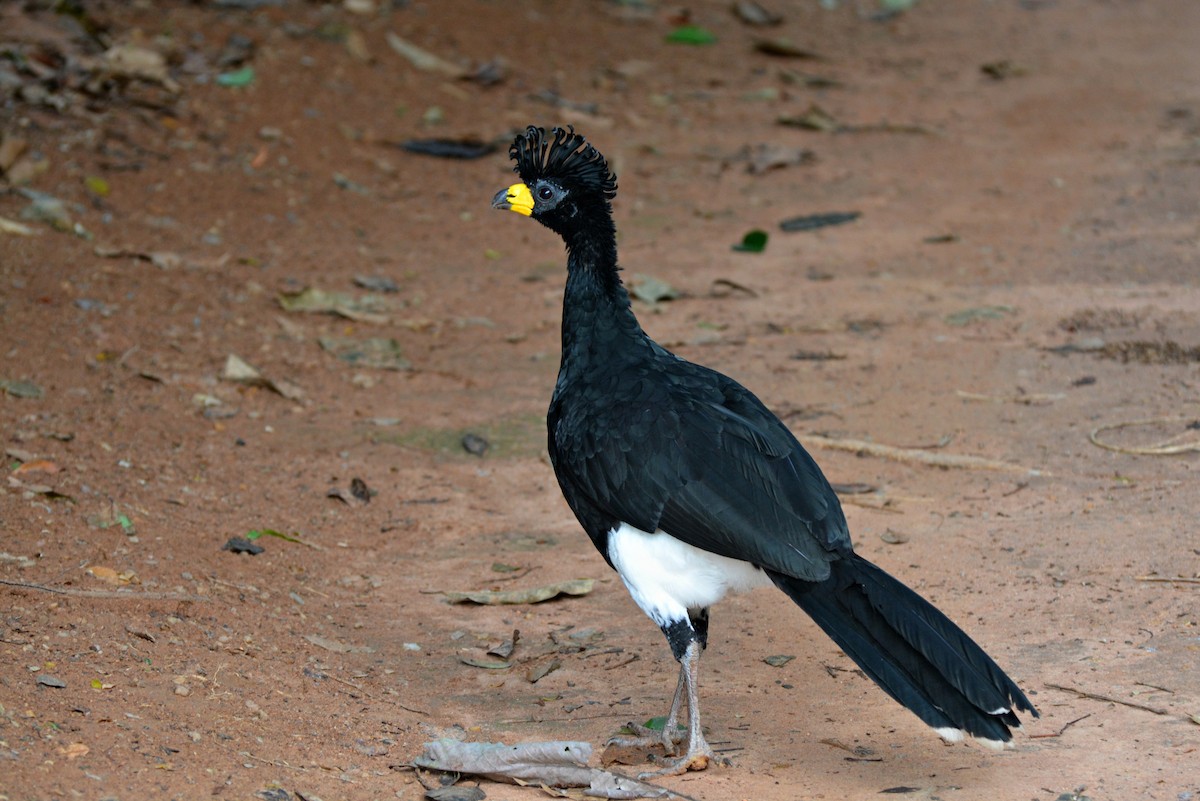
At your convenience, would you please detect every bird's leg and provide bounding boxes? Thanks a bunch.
[608,607,709,753]
[639,639,724,777]
[607,661,687,753]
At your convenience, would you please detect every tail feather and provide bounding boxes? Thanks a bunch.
[769,554,1036,744]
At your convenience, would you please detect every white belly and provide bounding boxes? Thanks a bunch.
[607,522,772,627]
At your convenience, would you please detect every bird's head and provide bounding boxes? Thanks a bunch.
[492,126,617,238]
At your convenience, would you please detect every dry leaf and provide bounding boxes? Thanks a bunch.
[59,742,90,760]
[87,566,139,585]
[385,32,467,77]
[443,579,594,605]
[414,739,671,799]
[303,633,376,654]
[12,459,62,476]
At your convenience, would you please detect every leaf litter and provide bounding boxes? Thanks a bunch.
[443,578,594,605]
[413,738,683,799]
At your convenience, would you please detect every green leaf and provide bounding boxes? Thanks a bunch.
[248,528,302,543]
[84,176,110,197]
[638,716,685,732]
[115,514,134,533]
[216,66,256,88]
[733,229,769,253]
[665,25,717,45]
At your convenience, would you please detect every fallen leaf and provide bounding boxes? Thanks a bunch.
[59,742,89,760]
[216,66,256,87]
[319,336,411,370]
[414,738,671,799]
[443,579,595,605]
[0,215,38,236]
[779,211,862,232]
[304,634,376,654]
[631,275,679,305]
[747,144,815,174]
[461,433,489,457]
[665,25,717,45]
[400,138,498,159]
[943,305,1014,326]
[221,536,264,555]
[87,565,138,585]
[526,659,561,683]
[754,38,820,59]
[733,229,769,252]
[426,787,485,801]
[0,378,44,398]
[459,656,512,670]
[777,104,842,132]
[733,1,783,26]
[488,630,520,659]
[101,43,180,92]
[385,32,467,77]
[11,459,62,476]
[221,354,306,400]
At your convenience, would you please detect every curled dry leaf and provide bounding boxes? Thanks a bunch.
[443,578,594,605]
[414,739,672,799]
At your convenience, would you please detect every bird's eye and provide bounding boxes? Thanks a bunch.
[537,186,555,201]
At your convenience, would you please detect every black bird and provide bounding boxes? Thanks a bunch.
[492,126,1036,776]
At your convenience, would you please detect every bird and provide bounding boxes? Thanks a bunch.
[491,125,1037,777]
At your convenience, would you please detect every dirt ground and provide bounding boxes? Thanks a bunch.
[2,1,1198,799]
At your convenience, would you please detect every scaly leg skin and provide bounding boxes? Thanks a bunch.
[639,641,729,778]
[607,661,687,754]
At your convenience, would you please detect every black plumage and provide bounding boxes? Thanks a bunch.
[492,125,1036,776]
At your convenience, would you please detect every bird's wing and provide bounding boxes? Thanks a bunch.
[551,363,849,582]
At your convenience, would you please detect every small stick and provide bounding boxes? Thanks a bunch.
[1089,417,1200,456]
[0,579,208,602]
[1029,713,1092,739]
[1045,683,1168,715]
[956,390,1065,406]
[1135,575,1200,585]
[804,434,1044,475]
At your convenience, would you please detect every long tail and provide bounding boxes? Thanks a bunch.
[769,554,1037,746]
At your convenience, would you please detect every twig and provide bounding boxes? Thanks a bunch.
[237,750,307,771]
[319,671,429,716]
[1135,575,1200,585]
[602,654,640,670]
[1045,683,1168,715]
[1029,713,1091,739]
[1134,681,1175,694]
[1089,417,1200,456]
[956,389,1064,406]
[804,434,1045,475]
[0,579,208,602]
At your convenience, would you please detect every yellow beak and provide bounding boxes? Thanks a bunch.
[491,182,534,217]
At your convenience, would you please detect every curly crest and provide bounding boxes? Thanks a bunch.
[509,126,617,201]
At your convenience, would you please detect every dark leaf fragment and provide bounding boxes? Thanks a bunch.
[350,477,372,503]
[780,211,861,232]
[425,787,485,801]
[222,536,264,555]
[462,433,489,457]
[400,139,498,160]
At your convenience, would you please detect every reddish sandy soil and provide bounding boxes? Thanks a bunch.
[2,1,1199,800]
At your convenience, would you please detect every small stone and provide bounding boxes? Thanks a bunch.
[175,684,192,697]
[37,674,67,688]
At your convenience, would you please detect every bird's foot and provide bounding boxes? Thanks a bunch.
[637,742,730,778]
[606,720,683,756]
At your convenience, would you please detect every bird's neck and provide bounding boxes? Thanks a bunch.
[558,229,646,377]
